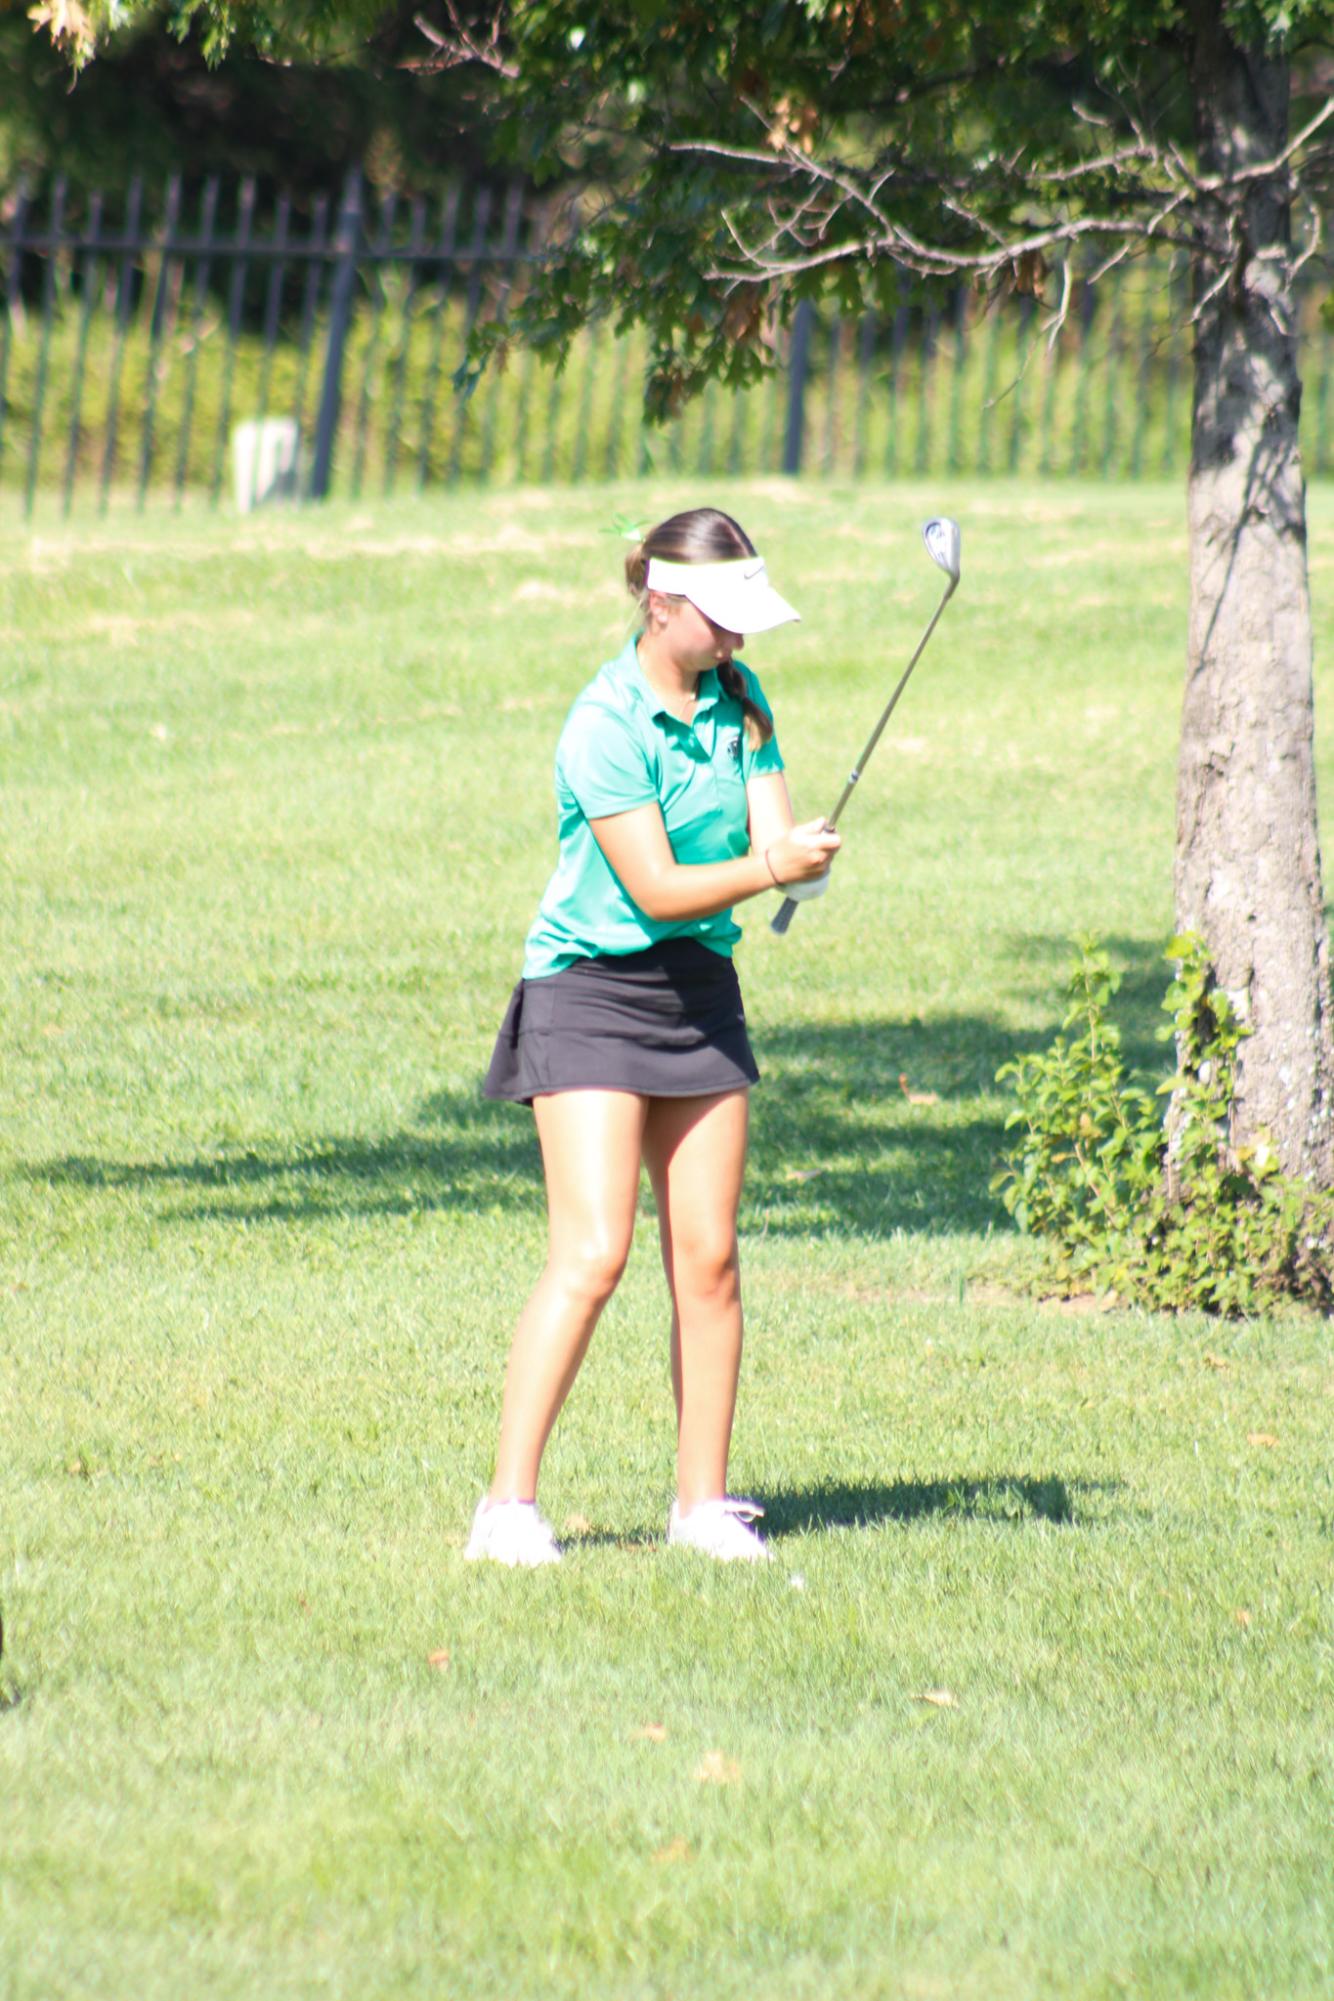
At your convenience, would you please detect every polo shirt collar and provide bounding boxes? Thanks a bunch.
[622,633,721,720]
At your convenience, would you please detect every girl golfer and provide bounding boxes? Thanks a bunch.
[469,507,837,1566]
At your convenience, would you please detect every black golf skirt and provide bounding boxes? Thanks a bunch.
[483,939,759,1106]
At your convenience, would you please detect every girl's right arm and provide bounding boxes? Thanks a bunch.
[589,804,839,924]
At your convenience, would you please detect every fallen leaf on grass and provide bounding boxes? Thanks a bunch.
[899,1074,941,1106]
[1234,1609,1252,1628]
[1247,1432,1279,1448]
[653,1837,693,1865]
[783,1166,824,1184]
[694,1750,741,1785]
[631,1722,667,1742]
[563,1513,593,1535]
[912,1689,957,1708]
[1202,1351,1231,1372]
[427,1648,451,1670]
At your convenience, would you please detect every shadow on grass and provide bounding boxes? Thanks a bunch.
[37,1095,545,1223]
[480,1476,1113,1555]
[763,1474,1105,1536]
[547,1475,1117,1551]
[25,932,1173,1242]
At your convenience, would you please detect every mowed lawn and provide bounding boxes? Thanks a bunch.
[2,479,1332,1999]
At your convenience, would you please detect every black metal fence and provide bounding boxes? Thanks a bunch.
[1,168,1331,516]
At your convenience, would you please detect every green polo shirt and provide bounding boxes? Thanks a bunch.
[522,633,786,978]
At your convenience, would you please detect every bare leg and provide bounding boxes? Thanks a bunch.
[489,1090,647,1502]
[642,1090,750,1512]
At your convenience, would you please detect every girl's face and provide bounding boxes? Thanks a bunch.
[651,592,743,668]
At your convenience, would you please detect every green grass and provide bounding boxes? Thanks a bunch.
[3,480,1332,1998]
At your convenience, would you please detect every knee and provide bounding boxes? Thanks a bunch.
[672,1229,739,1302]
[552,1233,631,1307]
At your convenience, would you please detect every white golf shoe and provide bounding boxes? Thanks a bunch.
[464,1496,561,1567]
[667,1496,772,1563]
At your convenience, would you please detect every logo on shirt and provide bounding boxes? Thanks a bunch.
[726,731,743,766]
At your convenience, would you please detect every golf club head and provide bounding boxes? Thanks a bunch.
[923,516,961,584]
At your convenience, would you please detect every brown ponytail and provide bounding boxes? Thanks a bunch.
[715,657,769,745]
[626,508,776,748]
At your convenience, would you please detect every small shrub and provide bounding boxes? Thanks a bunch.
[993,934,1334,1314]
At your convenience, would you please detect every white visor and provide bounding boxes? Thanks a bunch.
[645,555,800,635]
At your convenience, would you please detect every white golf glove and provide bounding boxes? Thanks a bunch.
[783,871,832,902]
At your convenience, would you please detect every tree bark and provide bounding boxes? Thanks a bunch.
[1177,0,1334,1181]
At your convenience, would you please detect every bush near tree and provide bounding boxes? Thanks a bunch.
[995,937,1334,1315]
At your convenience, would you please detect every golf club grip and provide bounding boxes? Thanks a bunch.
[771,896,799,936]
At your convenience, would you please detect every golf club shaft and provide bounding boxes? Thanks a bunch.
[771,572,958,936]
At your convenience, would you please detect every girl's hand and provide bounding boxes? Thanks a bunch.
[765,819,841,886]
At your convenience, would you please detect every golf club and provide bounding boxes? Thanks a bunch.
[771,516,962,936]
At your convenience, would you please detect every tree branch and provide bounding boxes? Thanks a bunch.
[703,210,1194,290]
[670,130,1208,291]
[411,4,518,76]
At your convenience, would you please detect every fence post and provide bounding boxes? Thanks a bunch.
[310,169,363,501]
[23,176,65,518]
[783,298,815,475]
[0,179,31,492]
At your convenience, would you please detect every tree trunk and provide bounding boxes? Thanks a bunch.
[1177,0,1334,1181]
